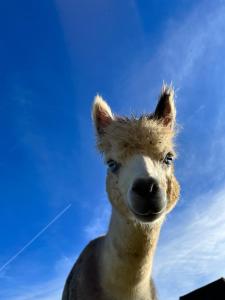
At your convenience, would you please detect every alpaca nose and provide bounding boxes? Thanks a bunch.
[129,177,166,219]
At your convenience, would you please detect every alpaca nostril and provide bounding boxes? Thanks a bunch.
[149,183,154,193]
[149,182,158,194]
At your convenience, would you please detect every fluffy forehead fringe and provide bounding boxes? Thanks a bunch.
[97,115,178,160]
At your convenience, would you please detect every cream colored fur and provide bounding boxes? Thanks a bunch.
[62,85,180,300]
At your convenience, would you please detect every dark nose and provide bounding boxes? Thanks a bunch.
[130,177,166,216]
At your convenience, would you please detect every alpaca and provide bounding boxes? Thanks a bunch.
[62,84,180,300]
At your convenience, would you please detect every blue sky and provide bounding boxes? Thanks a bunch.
[1,0,225,299]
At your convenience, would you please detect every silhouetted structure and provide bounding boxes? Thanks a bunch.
[180,278,225,300]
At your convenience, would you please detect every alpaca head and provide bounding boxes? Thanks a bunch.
[92,85,180,224]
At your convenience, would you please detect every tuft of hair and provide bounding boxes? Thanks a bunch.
[92,94,114,134]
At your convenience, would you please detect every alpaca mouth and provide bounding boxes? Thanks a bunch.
[128,202,165,222]
[131,206,165,216]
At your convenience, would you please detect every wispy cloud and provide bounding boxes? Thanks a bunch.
[84,201,111,241]
[0,255,74,300]
[160,1,225,86]
[117,0,225,105]
[0,205,73,300]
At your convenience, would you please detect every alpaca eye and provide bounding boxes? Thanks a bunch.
[163,153,174,166]
[107,160,120,173]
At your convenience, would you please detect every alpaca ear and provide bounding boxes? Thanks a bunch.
[92,95,114,134]
[154,84,176,129]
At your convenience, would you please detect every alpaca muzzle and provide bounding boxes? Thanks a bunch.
[128,177,166,222]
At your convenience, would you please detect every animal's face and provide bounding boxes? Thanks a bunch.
[92,85,180,224]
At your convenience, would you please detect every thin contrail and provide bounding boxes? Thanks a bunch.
[0,203,72,273]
